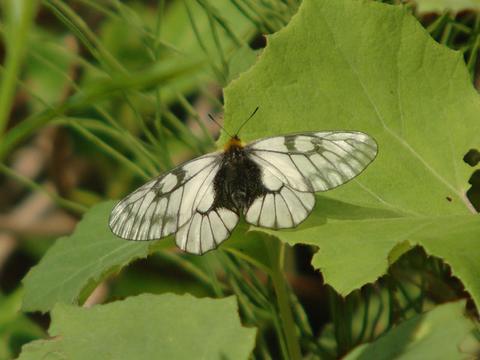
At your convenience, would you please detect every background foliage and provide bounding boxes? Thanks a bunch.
[0,0,479,359]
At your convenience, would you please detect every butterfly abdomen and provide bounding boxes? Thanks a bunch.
[212,146,266,212]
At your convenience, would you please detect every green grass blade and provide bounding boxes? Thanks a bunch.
[0,0,39,137]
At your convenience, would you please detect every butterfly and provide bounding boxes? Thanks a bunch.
[109,109,378,255]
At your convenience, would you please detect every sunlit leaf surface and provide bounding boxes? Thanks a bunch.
[224,0,480,305]
[18,294,256,360]
[22,202,170,313]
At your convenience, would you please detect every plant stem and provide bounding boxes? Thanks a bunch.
[267,239,302,360]
[329,288,353,356]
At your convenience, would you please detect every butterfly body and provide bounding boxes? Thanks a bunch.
[213,136,266,213]
[110,131,378,255]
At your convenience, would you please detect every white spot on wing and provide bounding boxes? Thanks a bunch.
[327,172,343,186]
[291,154,319,189]
[175,221,189,250]
[323,151,342,169]
[200,216,214,253]
[262,170,283,191]
[178,162,218,226]
[338,162,355,178]
[280,187,311,225]
[122,216,134,239]
[209,211,227,245]
[245,197,262,225]
[275,195,293,228]
[182,156,217,177]
[161,173,177,193]
[251,137,288,151]
[131,191,156,239]
[252,152,310,191]
[217,208,238,231]
[294,138,315,151]
[185,213,202,254]
[296,190,315,211]
[197,185,215,212]
[259,194,275,228]
[193,164,219,212]
[310,154,332,173]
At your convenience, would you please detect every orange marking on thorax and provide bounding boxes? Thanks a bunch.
[224,135,245,151]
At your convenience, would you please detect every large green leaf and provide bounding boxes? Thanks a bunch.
[18,294,256,360]
[344,301,477,359]
[223,0,480,304]
[21,201,172,313]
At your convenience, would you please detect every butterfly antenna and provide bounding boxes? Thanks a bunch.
[235,106,259,136]
[208,113,233,137]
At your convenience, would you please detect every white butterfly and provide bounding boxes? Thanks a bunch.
[109,114,377,255]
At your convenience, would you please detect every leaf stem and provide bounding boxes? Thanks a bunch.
[267,239,302,360]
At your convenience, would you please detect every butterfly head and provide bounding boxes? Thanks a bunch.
[224,107,259,152]
[208,107,259,153]
[224,135,244,152]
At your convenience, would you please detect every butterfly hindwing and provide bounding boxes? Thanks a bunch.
[244,186,315,229]
[176,208,238,254]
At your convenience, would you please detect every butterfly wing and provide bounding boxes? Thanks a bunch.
[175,207,238,254]
[244,185,315,229]
[244,131,377,229]
[109,153,236,249]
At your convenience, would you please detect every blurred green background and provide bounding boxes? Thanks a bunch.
[1,1,480,359]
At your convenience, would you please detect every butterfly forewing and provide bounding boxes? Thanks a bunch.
[247,131,377,193]
[109,153,221,241]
